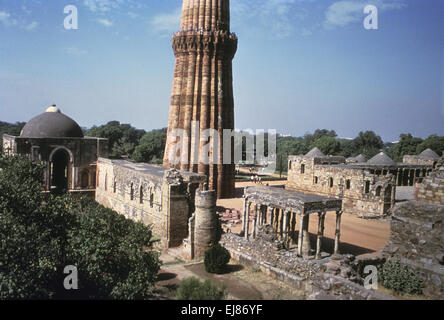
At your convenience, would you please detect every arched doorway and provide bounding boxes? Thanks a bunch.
[80,170,89,189]
[51,148,70,193]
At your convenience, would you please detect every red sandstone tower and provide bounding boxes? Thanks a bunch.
[163,0,237,199]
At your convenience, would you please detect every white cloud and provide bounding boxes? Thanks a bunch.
[24,21,38,31]
[301,27,313,37]
[82,0,148,14]
[324,0,406,29]
[231,0,307,38]
[150,7,181,36]
[97,18,113,27]
[65,47,88,56]
[0,11,18,27]
[127,11,139,19]
[83,0,122,13]
[0,10,36,30]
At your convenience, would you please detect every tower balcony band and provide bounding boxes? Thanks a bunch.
[172,31,238,59]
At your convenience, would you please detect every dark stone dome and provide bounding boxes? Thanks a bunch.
[20,106,84,138]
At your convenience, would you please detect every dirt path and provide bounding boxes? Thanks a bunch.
[156,251,266,300]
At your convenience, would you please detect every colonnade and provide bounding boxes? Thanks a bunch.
[241,198,343,259]
[371,168,432,186]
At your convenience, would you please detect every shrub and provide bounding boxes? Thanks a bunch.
[176,277,226,300]
[204,244,231,274]
[379,259,424,295]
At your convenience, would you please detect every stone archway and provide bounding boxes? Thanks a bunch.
[51,148,70,192]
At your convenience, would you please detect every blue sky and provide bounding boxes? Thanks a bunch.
[0,0,443,142]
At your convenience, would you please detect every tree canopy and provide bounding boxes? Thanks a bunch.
[132,128,167,165]
[0,155,161,299]
[85,121,146,159]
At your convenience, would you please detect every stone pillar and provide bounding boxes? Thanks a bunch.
[274,208,279,235]
[241,197,247,235]
[334,210,343,255]
[279,209,284,241]
[316,211,326,259]
[282,210,289,244]
[290,212,296,245]
[252,204,260,239]
[258,205,263,226]
[269,207,275,227]
[297,212,304,257]
[244,201,251,240]
[301,214,311,257]
[193,189,219,258]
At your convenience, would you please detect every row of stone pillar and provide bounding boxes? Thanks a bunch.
[389,168,431,186]
[241,198,342,259]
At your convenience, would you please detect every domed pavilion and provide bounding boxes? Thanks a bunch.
[3,105,108,194]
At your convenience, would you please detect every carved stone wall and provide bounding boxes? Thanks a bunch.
[286,156,395,218]
[95,158,205,248]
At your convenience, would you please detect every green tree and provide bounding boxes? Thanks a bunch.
[132,128,167,164]
[338,139,355,158]
[66,198,160,299]
[349,131,384,158]
[416,134,444,156]
[386,134,423,162]
[0,156,67,299]
[0,155,161,299]
[311,136,341,155]
[0,121,26,136]
[275,136,308,174]
[303,129,337,146]
[86,121,146,158]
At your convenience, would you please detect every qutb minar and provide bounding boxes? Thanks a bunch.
[163,0,237,199]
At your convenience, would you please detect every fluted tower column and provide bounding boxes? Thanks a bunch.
[163,0,237,199]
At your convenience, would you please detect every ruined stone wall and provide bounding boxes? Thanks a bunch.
[382,201,444,298]
[286,156,395,218]
[95,158,203,248]
[417,171,444,205]
[221,233,394,300]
